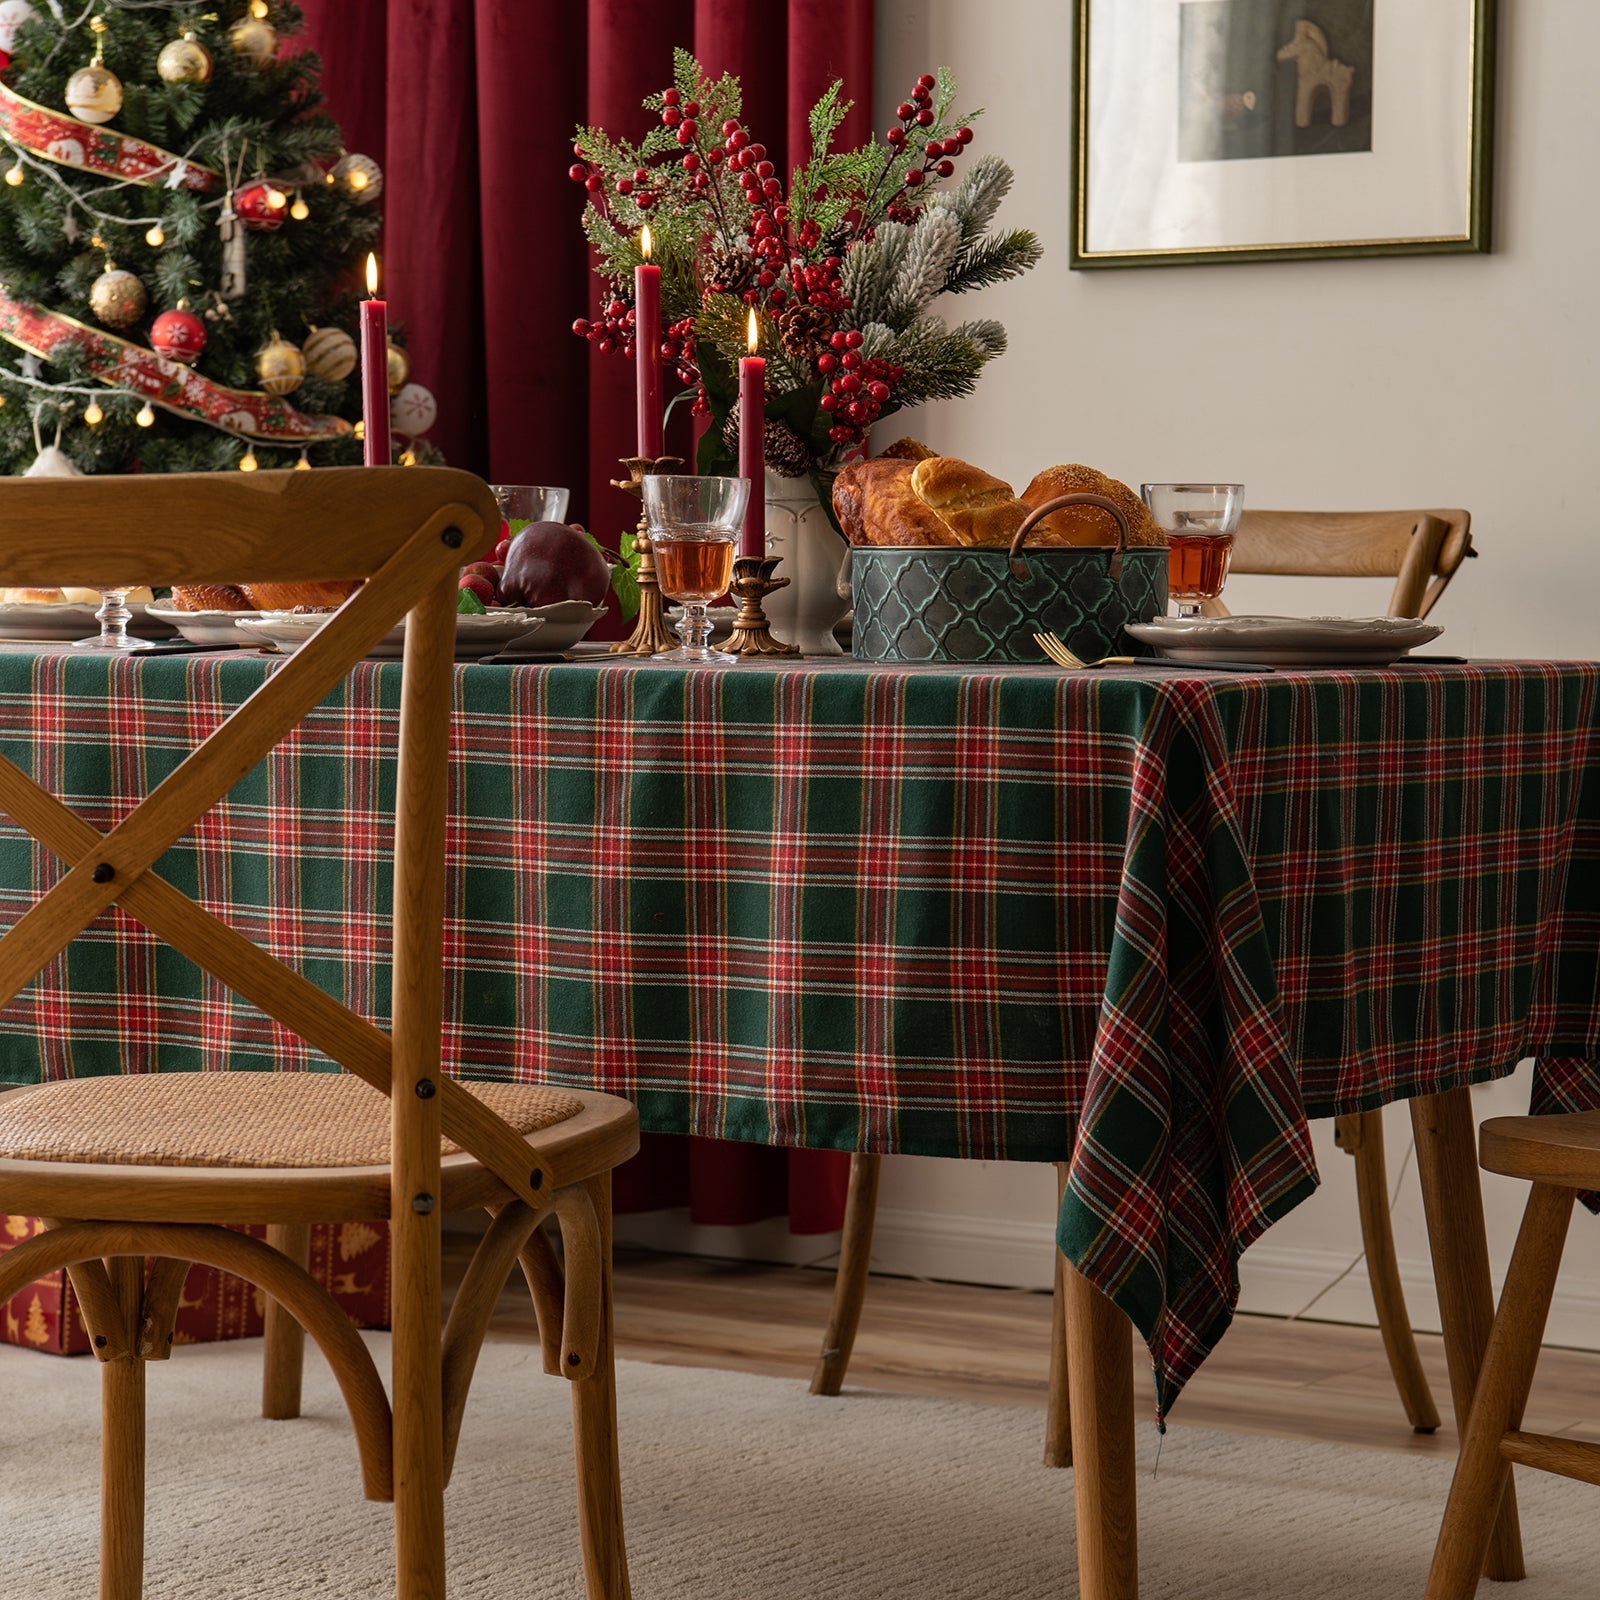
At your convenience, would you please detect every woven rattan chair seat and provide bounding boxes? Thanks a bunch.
[0,1072,584,1170]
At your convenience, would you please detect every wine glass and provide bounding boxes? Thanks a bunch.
[640,475,749,664]
[1141,483,1244,620]
[73,587,151,652]
[489,485,571,526]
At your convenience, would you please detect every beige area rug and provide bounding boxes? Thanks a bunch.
[0,1334,1590,1598]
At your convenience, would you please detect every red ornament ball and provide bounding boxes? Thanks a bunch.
[234,181,288,232]
[150,308,207,366]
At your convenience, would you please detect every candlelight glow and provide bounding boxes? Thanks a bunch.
[746,306,759,353]
[365,253,379,296]
[640,225,652,261]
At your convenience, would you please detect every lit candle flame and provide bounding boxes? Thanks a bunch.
[640,225,652,261]
[365,252,379,296]
[747,306,759,353]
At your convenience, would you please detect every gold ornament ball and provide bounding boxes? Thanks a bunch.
[65,63,123,126]
[228,17,277,68]
[88,267,147,328]
[332,152,383,205]
[386,341,410,394]
[256,336,306,397]
[302,325,357,382]
[156,35,213,85]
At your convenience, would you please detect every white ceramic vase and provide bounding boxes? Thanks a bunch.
[761,469,849,656]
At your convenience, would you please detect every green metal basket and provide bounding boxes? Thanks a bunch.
[850,492,1167,664]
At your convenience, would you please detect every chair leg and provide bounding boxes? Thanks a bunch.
[1335,1111,1440,1432]
[100,1255,146,1600]
[1425,1181,1575,1600]
[391,1205,445,1600]
[262,1222,310,1420]
[810,1152,882,1397]
[1411,1090,1524,1581]
[569,1173,632,1600]
[1044,1161,1072,1468]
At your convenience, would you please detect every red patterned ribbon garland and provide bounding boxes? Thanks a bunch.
[0,80,221,193]
[0,290,351,443]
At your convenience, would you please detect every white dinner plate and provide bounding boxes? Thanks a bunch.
[497,601,608,654]
[0,600,180,643]
[234,608,546,660]
[1126,614,1444,668]
[144,605,252,648]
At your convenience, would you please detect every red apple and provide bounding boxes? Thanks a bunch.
[499,521,611,608]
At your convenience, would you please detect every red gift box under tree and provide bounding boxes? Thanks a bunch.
[0,1216,390,1355]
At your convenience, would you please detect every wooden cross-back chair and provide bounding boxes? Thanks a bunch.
[0,467,637,1600]
[811,504,1476,1467]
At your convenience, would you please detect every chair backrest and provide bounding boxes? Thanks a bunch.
[0,467,549,1212]
[1215,508,1475,618]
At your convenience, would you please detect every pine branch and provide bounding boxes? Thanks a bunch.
[942,229,1043,295]
[840,225,910,326]
[884,207,963,327]
[941,154,1013,243]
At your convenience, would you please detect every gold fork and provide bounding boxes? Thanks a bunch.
[1032,632,1136,670]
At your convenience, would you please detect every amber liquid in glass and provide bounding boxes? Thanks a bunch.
[1166,532,1234,602]
[654,536,736,604]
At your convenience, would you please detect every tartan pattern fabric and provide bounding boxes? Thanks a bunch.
[0,649,1595,1416]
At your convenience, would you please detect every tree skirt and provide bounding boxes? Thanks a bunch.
[0,1335,1589,1598]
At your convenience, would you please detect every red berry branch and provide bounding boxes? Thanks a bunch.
[566,54,1031,474]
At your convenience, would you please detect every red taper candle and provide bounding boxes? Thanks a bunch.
[360,252,390,467]
[635,226,663,459]
[738,306,765,559]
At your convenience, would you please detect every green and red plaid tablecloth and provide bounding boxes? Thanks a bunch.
[0,649,1596,1417]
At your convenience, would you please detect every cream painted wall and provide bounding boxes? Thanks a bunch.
[619,2,1600,1347]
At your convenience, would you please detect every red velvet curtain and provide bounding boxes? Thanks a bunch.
[298,0,871,1233]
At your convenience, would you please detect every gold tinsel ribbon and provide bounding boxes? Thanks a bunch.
[0,289,351,442]
[0,80,222,193]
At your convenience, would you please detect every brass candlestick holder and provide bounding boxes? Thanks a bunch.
[608,454,682,657]
[726,555,799,656]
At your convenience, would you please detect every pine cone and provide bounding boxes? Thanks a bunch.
[722,415,814,479]
[821,224,853,259]
[705,245,758,296]
[778,304,835,362]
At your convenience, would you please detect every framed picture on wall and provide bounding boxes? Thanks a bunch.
[1071,0,1496,268]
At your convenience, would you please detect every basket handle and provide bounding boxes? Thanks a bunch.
[1009,492,1133,582]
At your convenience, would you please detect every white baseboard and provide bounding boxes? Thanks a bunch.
[611,1205,1600,1354]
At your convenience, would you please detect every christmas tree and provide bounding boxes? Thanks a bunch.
[0,1,409,477]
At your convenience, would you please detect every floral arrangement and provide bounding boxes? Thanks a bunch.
[569,50,1040,508]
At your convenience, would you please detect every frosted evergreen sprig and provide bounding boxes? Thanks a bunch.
[884,207,963,328]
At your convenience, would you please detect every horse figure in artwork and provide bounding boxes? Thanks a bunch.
[1276,20,1356,129]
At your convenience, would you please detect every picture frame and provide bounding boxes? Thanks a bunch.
[1071,0,1497,269]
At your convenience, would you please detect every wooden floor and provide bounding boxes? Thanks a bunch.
[446,1239,1600,1456]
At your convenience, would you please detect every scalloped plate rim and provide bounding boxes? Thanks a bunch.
[1128,614,1443,666]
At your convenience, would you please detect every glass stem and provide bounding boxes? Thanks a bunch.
[677,602,711,654]
[98,588,132,647]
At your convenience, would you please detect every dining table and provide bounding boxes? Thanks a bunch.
[0,642,1596,1600]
